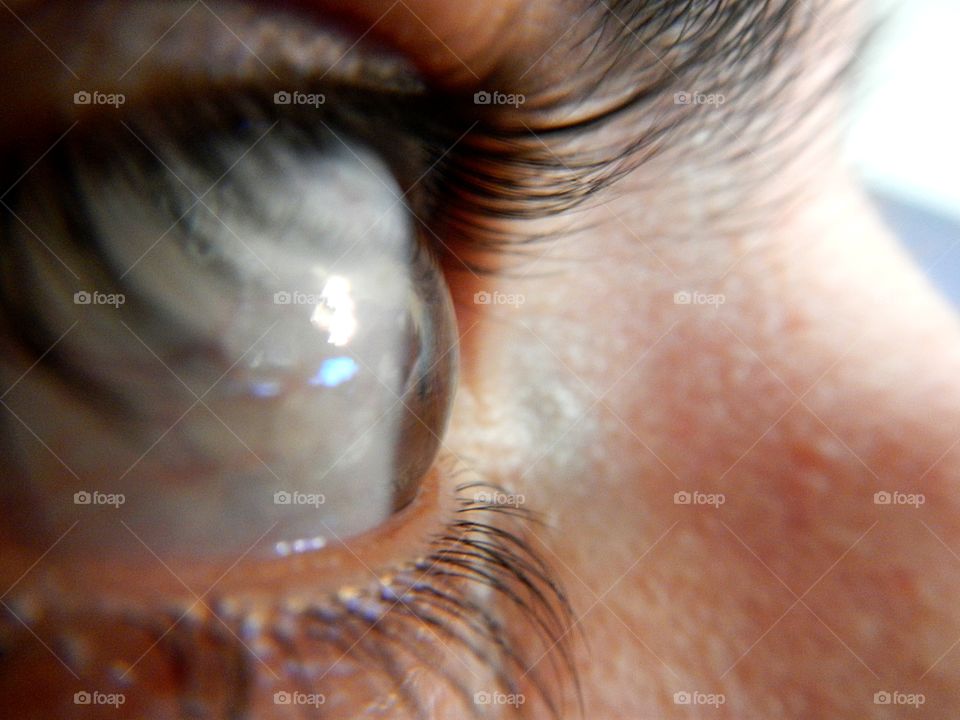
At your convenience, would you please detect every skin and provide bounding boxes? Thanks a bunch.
[2,0,960,717]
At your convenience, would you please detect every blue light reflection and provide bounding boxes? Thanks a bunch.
[309,356,359,388]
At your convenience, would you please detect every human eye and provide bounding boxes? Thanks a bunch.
[0,2,578,717]
[4,87,463,554]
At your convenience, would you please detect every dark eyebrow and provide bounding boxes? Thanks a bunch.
[433,0,862,250]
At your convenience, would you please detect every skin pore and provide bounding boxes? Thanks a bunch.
[2,0,960,717]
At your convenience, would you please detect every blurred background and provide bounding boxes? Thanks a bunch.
[849,0,960,303]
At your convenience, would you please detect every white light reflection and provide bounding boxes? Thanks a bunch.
[310,275,357,347]
[274,536,327,557]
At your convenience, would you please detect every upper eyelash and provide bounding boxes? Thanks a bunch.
[1,0,862,274]
[0,481,581,719]
[428,0,867,259]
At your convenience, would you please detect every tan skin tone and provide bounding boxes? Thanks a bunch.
[2,0,960,717]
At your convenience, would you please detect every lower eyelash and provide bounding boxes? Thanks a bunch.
[265,480,580,718]
[0,481,580,719]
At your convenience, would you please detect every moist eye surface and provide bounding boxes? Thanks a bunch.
[0,93,458,558]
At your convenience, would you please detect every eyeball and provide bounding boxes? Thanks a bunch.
[0,101,457,557]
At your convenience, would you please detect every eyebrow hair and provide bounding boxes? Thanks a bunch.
[431,0,864,250]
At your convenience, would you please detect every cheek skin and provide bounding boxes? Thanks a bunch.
[450,167,960,717]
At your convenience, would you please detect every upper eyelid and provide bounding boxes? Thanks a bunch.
[2,0,615,134]
[0,1,424,142]
[4,0,827,249]
[0,0,603,243]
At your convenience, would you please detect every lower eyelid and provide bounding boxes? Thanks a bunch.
[0,464,579,718]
